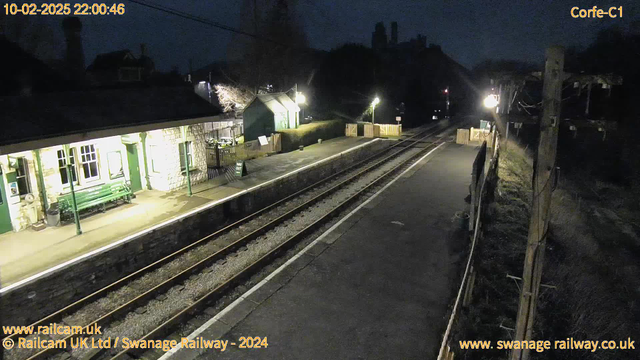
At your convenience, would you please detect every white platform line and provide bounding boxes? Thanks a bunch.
[158,141,447,359]
[0,139,380,294]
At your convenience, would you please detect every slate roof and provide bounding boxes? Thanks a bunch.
[0,86,221,148]
[246,93,299,114]
[0,35,71,96]
[87,50,141,71]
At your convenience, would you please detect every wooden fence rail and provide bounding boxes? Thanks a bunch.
[437,132,501,360]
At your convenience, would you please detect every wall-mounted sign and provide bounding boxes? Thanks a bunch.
[258,135,269,146]
[8,182,19,197]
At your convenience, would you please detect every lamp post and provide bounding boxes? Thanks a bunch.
[444,86,450,119]
[371,97,380,124]
[64,144,82,235]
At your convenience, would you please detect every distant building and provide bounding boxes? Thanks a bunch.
[390,22,398,46]
[370,21,474,119]
[86,45,155,86]
[371,22,388,50]
[243,93,300,141]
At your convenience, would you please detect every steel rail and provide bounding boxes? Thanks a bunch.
[110,125,457,360]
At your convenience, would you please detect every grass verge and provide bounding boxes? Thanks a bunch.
[451,140,639,359]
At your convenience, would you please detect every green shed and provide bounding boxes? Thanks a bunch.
[243,93,300,141]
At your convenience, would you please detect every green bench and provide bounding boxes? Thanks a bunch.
[58,179,133,220]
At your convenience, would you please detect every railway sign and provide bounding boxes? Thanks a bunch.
[395,116,402,122]
[235,160,248,177]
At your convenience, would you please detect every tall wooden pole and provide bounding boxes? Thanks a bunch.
[511,46,564,360]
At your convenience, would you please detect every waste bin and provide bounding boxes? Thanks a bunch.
[46,204,60,227]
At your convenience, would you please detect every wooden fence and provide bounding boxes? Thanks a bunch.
[378,124,402,136]
[206,134,281,172]
[345,123,358,137]
[456,127,496,148]
[437,133,501,360]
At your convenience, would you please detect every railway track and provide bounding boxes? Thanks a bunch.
[4,120,460,360]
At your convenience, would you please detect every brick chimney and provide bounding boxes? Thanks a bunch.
[390,22,398,46]
[62,17,85,86]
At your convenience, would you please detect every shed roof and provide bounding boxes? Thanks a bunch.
[247,93,299,114]
[0,86,221,152]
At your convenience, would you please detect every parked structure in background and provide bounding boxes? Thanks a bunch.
[243,93,300,141]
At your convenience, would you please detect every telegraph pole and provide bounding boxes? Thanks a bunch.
[511,46,564,360]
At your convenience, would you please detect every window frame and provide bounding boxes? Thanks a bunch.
[179,141,193,172]
[80,144,100,182]
[149,145,161,173]
[57,148,78,186]
[15,157,31,196]
[107,150,124,180]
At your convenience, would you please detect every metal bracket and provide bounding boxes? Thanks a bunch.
[507,274,557,289]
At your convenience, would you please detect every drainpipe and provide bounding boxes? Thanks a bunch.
[184,141,192,196]
[34,149,48,213]
[181,125,192,196]
[140,132,152,190]
[64,144,82,235]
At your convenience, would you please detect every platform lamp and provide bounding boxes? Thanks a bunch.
[64,144,82,235]
[371,97,380,124]
[295,91,306,127]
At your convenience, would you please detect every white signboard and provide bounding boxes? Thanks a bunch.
[395,116,401,122]
[258,135,269,146]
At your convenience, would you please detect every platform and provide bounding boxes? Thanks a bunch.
[0,136,383,288]
[171,143,478,360]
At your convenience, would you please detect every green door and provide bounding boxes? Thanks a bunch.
[126,144,143,193]
[0,172,13,234]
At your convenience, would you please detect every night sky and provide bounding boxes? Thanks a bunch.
[15,0,640,73]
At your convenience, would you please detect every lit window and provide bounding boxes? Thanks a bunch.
[80,144,100,180]
[107,151,124,180]
[179,142,193,172]
[15,157,31,195]
[57,149,78,185]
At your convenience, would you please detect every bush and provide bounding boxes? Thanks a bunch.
[278,119,346,152]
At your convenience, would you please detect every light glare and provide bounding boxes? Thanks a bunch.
[483,94,499,109]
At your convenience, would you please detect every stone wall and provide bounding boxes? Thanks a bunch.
[146,124,207,191]
[0,139,391,326]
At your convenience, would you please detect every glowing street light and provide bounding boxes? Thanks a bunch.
[483,94,499,109]
[371,97,380,124]
[295,92,306,104]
